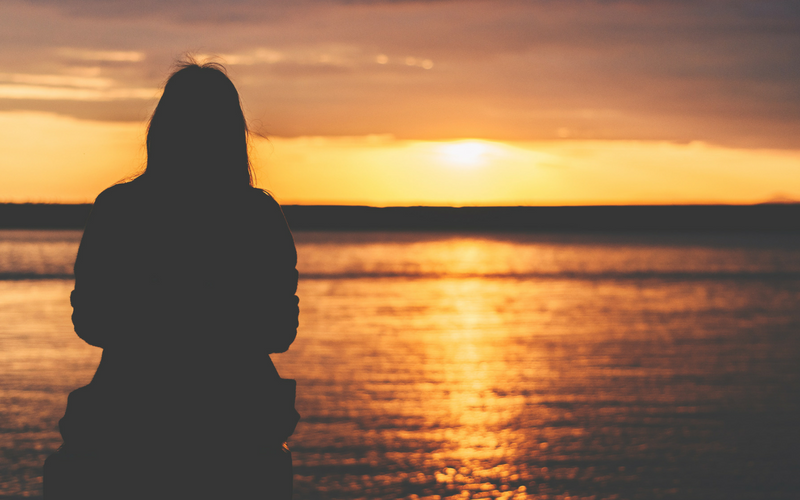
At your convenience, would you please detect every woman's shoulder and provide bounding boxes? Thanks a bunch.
[245,187,288,218]
[246,187,280,206]
[90,181,141,216]
[93,182,286,220]
[94,178,147,203]
[244,188,294,236]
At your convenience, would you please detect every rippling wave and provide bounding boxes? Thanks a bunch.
[1,229,799,499]
[3,229,800,280]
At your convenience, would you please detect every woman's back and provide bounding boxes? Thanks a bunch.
[54,179,299,498]
[74,179,297,346]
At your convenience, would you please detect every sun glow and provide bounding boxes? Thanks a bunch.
[1,112,799,205]
[438,141,495,167]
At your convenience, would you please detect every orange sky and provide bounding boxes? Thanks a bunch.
[0,0,798,205]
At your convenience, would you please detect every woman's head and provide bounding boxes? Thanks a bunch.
[144,60,253,188]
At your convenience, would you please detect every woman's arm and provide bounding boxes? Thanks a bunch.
[70,186,137,348]
[255,191,300,354]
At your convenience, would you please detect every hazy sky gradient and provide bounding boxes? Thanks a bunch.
[1,0,798,204]
[3,0,799,145]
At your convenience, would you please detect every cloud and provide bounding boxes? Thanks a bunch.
[197,48,284,66]
[0,72,159,101]
[0,72,115,89]
[58,48,146,62]
[1,0,798,147]
[0,84,159,101]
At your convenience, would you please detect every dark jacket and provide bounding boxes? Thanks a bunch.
[60,178,299,462]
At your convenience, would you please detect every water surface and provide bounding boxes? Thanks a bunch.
[1,230,798,499]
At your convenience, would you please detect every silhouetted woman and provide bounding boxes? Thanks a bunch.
[44,61,300,499]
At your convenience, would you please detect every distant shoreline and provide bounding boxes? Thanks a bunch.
[1,203,799,232]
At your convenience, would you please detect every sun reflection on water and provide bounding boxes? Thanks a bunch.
[1,231,799,498]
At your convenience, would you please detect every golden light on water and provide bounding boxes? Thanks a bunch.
[3,231,800,497]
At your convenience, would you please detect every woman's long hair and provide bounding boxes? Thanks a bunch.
[142,60,253,189]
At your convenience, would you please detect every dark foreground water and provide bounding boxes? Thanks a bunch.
[1,230,799,499]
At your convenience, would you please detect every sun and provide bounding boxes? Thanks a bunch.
[438,140,491,167]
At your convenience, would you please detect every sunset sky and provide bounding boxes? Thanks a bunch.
[0,0,798,205]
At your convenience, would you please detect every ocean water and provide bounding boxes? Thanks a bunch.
[0,229,799,499]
